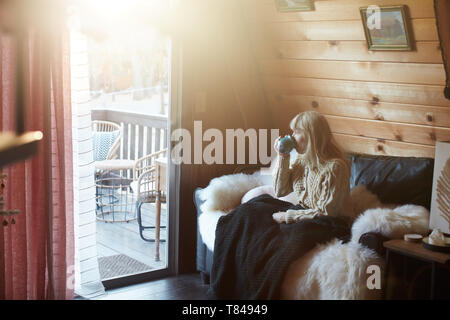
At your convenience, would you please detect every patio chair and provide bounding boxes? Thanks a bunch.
[132,148,168,261]
[92,120,121,160]
[92,120,136,222]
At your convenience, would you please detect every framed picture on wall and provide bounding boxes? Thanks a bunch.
[360,5,412,50]
[275,0,314,12]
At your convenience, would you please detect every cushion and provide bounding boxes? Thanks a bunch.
[241,185,275,204]
[92,130,120,161]
[94,159,135,170]
[349,154,434,209]
[241,185,297,205]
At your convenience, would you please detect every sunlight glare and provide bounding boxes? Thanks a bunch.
[72,0,169,43]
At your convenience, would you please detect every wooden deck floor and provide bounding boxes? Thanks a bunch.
[96,201,168,279]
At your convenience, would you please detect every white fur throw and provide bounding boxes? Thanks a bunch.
[280,239,383,300]
[351,204,430,243]
[198,210,225,252]
[198,172,267,213]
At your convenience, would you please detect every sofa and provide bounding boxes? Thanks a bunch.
[194,153,435,299]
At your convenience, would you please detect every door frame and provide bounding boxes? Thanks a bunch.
[101,20,182,291]
[167,24,182,277]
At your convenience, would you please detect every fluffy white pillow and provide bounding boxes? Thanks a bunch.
[198,172,266,213]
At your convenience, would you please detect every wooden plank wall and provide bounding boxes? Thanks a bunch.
[245,0,450,158]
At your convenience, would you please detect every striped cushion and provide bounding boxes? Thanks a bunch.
[93,130,120,161]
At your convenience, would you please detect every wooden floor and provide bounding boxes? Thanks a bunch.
[82,195,210,300]
[93,273,210,300]
[96,200,168,279]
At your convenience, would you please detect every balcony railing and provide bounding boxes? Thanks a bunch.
[91,109,168,162]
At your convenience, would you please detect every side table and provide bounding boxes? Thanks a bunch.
[383,239,450,300]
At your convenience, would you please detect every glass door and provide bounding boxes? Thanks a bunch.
[70,0,178,293]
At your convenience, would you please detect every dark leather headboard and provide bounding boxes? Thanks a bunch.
[349,154,434,209]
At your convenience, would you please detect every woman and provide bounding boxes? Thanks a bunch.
[272,111,354,223]
[208,111,352,300]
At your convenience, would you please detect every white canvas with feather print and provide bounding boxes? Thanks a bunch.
[430,141,450,235]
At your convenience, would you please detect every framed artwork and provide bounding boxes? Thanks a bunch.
[430,141,450,236]
[275,0,314,12]
[360,5,412,50]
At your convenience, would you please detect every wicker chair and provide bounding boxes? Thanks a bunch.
[132,148,168,261]
[92,120,137,222]
[92,120,121,160]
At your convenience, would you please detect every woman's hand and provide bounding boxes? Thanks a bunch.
[272,211,286,224]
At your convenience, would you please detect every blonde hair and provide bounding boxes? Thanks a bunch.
[290,111,348,169]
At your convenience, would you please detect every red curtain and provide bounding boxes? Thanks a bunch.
[0,4,74,300]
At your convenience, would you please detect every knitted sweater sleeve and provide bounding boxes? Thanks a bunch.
[272,155,293,197]
[284,160,350,224]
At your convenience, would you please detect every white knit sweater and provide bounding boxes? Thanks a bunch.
[273,155,354,223]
